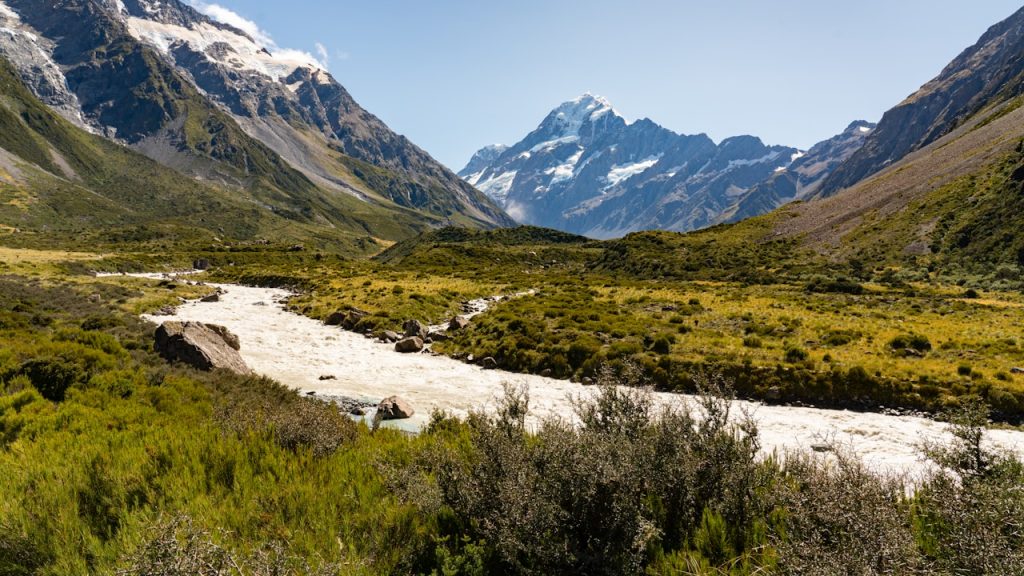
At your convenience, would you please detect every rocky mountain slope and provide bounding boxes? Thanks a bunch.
[461,95,871,238]
[0,0,511,240]
[0,53,438,251]
[765,7,1024,272]
[817,5,1024,198]
[722,121,875,223]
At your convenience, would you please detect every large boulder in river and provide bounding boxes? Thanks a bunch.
[395,337,424,353]
[377,396,415,420]
[154,321,250,374]
[403,319,428,340]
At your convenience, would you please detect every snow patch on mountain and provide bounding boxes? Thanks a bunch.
[0,2,19,20]
[727,150,782,169]
[545,148,584,186]
[125,17,319,81]
[605,155,662,189]
[476,170,517,204]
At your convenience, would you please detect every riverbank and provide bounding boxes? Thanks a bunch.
[140,279,1024,476]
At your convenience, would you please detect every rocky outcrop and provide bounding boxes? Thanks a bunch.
[377,396,414,420]
[154,321,250,374]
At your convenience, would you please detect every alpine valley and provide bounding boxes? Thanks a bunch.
[1,2,1024,575]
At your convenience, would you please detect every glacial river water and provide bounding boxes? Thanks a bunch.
[134,277,1024,478]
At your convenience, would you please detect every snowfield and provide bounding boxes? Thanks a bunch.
[142,280,1024,477]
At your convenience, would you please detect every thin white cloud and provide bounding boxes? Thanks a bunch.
[315,42,329,66]
[186,0,328,70]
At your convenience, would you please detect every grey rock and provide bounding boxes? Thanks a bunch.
[540,368,553,378]
[448,316,471,331]
[381,331,401,343]
[377,396,414,420]
[154,321,250,374]
[403,319,428,340]
[395,337,424,353]
[1012,367,1024,375]
[206,324,241,350]
[200,293,220,303]
[428,331,449,342]
[811,443,833,453]
[343,309,368,330]
[481,357,498,370]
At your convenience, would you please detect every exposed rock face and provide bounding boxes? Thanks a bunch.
[154,321,250,374]
[817,6,1024,197]
[395,337,424,353]
[377,396,414,420]
[460,93,801,237]
[723,121,876,223]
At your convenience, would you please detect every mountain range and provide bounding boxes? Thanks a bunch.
[460,95,875,238]
[0,0,511,250]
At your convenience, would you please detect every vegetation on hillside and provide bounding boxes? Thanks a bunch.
[0,266,1019,574]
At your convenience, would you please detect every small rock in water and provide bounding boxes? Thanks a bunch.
[540,369,553,378]
[448,316,470,331]
[377,396,414,420]
[253,301,267,307]
[395,337,424,353]
[481,357,498,370]
[153,305,177,317]
[350,407,366,416]
[318,375,336,381]
[582,377,594,386]
[200,293,220,303]
[1012,367,1024,375]
[381,331,401,343]
[811,443,833,453]
[306,390,317,396]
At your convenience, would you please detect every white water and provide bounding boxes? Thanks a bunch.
[132,277,1024,477]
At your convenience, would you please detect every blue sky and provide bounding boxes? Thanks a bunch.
[190,1,1022,170]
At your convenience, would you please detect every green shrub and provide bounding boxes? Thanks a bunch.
[742,336,763,349]
[784,347,809,363]
[888,334,932,354]
[17,357,85,402]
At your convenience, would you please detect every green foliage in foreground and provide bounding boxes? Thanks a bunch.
[0,273,1022,574]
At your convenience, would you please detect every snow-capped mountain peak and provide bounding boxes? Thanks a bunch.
[542,93,624,137]
[461,98,876,239]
